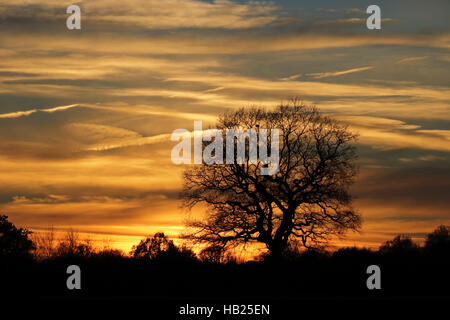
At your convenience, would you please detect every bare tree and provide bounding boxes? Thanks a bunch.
[181,101,361,259]
[32,226,56,259]
[56,229,94,257]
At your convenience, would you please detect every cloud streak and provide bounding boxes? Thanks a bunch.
[307,66,374,79]
[396,56,429,64]
[0,104,79,119]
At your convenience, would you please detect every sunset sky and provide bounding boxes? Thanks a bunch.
[0,0,449,253]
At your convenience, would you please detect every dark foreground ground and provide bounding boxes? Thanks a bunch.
[2,247,449,318]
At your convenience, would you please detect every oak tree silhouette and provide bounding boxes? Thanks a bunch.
[181,101,361,259]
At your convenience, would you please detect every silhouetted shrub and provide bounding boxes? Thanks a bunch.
[256,241,318,262]
[131,232,176,259]
[298,248,330,262]
[425,225,450,254]
[96,248,125,259]
[131,232,197,262]
[379,235,419,255]
[332,247,375,261]
[156,245,197,263]
[0,215,35,259]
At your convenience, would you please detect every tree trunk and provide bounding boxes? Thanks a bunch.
[269,240,284,261]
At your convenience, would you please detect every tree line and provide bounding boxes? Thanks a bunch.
[1,214,449,263]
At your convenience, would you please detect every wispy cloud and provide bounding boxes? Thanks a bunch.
[396,56,429,64]
[67,123,173,151]
[279,74,302,81]
[307,66,374,79]
[0,104,79,119]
